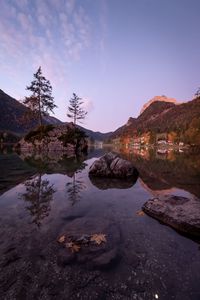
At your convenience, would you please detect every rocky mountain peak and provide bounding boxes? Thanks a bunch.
[140,95,178,115]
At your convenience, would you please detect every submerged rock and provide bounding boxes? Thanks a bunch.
[56,218,123,270]
[89,152,138,179]
[142,195,200,237]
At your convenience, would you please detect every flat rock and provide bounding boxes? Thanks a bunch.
[142,195,200,237]
[89,152,138,179]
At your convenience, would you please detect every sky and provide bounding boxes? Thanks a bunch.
[0,0,200,132]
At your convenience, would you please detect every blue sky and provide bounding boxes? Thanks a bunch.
[0,0,200,132]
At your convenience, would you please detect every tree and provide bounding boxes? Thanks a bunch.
[168,131,178,143]
[67,93,87,125]
[195,87,200,98]
[184,117,200,145]
[149,131,156,144]
[23,67,57,126]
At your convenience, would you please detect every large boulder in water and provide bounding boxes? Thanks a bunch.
[142,195,200,238]
[89,152,138,179]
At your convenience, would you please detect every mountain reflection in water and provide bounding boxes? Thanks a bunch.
[115,146,200,198]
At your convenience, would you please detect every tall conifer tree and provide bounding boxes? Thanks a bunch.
[67,93,87,126]
[23,67,57,126]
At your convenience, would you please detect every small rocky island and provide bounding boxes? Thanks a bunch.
[16,123,88,155]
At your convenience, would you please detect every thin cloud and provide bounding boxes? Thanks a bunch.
[99,0,108,73]
[81,98,94,113]
[0,0,92,91]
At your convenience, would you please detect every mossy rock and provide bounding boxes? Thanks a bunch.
[24,125,55,142]
[58,127,87,147]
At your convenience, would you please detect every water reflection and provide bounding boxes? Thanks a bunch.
[2,147,200,199]
[21,152,87,176]
[64,156,87,205]
[66,173,86,205]
[89,175,138,190]
[116,146,200,198]
[0,152,35,195]
[0,147,200,299]
[19,174,56,227]
[18,153,89,215]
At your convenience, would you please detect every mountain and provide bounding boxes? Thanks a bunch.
[78,126,113,142]
[43,115,63,126]
[0,89,111,141]
[0,89,62,135]
[140,95,178,115]
[0,89,29,134]
[112,96,200,144]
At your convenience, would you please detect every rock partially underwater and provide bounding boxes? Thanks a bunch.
[143,195,200,238]
[89,152,138,179]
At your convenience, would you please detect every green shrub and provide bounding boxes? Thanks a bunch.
[24,125,54,142]
[58,127,87,147]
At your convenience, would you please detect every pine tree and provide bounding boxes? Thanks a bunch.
[67,93,87,125]
[23,67,57,126]
[195,87,200,98]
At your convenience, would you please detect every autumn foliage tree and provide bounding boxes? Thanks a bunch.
[184,117,200,145]
[23,67,57,127]
[67,93,87,126]
[168,131,178,143]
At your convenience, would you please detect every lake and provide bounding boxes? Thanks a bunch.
[0,147,200,300]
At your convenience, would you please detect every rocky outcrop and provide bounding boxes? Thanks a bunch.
[89,152,138,178]
[142,195,200,238]
[16,123,88,155]
[140,95,178,115]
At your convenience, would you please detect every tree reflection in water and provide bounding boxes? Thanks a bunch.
[20,174,56,227]
[65,156,87,206]
[66,173,86,206]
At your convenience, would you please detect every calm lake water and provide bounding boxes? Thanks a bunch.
[0,147,200,300]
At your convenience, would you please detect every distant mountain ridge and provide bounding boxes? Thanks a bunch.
[140,95,178,115]
[0,89,111,141]
[78,126,113,142]
[112,95,200,144]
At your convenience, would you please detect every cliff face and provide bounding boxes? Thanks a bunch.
[17,124,88,155]
[140,95,178,115]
